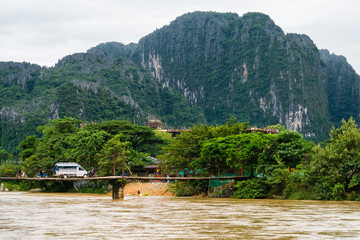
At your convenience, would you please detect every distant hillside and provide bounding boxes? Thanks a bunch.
[137,12,331,138]
[1,11,360,152]
[0,47,205,152]
[319,49,360,126]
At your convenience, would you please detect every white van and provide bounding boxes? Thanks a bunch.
[54,162,88,178]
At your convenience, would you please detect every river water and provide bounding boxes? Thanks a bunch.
[1,192,360,239]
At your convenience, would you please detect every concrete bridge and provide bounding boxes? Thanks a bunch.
[0,175,249,199]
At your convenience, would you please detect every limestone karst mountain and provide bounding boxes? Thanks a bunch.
[1,11,359,152]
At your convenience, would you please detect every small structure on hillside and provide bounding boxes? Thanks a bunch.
[148,121,278,137]
[247,127,279,134]
[148,120,163,129]
[148,120,189,137]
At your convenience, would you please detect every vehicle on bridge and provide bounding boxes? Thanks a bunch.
[54,162,88,178]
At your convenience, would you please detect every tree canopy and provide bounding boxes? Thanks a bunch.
[9,116,360,201]
[18,118,165,176]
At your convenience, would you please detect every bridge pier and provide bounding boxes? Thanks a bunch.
[111,179,127,200]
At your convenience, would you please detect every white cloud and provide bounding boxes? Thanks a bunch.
[0,0,359,73]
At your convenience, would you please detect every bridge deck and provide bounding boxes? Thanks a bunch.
[0,176,249,181]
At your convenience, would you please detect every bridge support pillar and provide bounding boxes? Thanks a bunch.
[111,179,126,200]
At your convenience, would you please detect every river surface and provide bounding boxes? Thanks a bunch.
[1,192,360,239]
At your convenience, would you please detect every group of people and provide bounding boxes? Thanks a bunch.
[17,168,48,178]
[37,169,47,178]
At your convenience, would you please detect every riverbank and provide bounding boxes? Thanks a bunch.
[123,182,174,196]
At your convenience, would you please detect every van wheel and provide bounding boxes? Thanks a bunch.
[63,175,68,179]
[83,174,88,178]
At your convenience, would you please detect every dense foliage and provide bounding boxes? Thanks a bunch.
[17,117,165,177]
[0,55,205,154]
[2,117,360,201]
[159,118,360,200]
[158,119,249,175]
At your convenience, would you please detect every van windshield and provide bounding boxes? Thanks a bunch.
[57,166,77,169]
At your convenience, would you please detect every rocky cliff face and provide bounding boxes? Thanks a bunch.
[0,62,43,90]
[0,43,204,152]
[1,11,359,152]
[320,49,360,125]
[137,12,331,139]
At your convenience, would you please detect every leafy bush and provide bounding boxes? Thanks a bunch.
[41,181,74,192]
[233,178,269,199]
[265,167,290,197]
[310,179,333,200]
[0,164,21,177]
[168,181,204,196]
[332,183,345,200]
[73,181,110,194]
[347,191,360,201]
[19,181,42,191]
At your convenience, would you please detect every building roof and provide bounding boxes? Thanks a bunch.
[144,161,160,169]
[55,162,81,167]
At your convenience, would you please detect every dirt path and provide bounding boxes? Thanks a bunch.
[124,182,174,196]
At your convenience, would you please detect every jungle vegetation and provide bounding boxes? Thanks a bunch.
[1,117,360,200]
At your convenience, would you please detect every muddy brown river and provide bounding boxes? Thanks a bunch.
[1,192,360,239]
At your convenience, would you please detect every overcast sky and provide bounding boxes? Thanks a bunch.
[1,0,359,73]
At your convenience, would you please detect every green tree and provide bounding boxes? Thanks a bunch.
[311,118,360,199]
[35,117,82,158]
[0,148,13,164]
[276,130,312,170]
[201,133,276,176]
[154,129,173,145]
[19,136,39,160]
[63,130,112,168]
[97,134,132,176]
[158,119,248,174]
[18,118,165,176]
[83,120,165,156]
[233,178,269,199]
[267,124,286,132]
[19,118,82,175]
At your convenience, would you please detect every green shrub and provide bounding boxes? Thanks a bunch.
[168,181,202,196]
[346,191,360,201]
[19,181,42,191]
[310,179,333,200]
[41,181,74,192]
[233,178,269,199]
[332,183,345,200]
[285,188,313,200]
[73,181,110,194]
[265,167,290,198]
[0,164,21,177]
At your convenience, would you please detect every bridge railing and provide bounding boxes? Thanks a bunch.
[1,154,250,180]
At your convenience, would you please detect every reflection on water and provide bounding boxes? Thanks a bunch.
[1,192,360,239]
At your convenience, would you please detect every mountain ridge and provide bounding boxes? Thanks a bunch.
[0,11,359,152]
